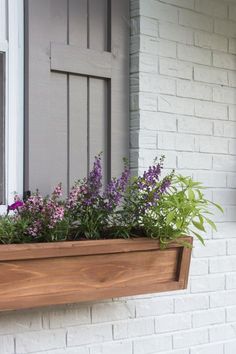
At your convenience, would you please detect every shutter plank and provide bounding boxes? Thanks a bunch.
[110,0,129,176]
[69,0,88,184]
[26,0,68,194]
[89,0,108,180]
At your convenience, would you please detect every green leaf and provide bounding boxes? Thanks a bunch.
[205,217,217,231]
[188,189,195,201]
[190,230,205,246]
[166,211,175,225]
[210,201,224,213]
[192,220,206,232]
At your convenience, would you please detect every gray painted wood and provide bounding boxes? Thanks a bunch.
[51,44,112,79]
[25,0,129,195]
[0,52,5,204]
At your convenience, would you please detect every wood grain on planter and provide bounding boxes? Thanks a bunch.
[0,237,192,311]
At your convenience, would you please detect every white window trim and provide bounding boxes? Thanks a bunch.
[0,0,24,213]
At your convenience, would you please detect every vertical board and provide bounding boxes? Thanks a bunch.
[26,0,68,194]
[0,0,7,42]
[68,0,88,184]
[89,0,108,181]
[110,0,129,176]
[0,53,5,203]
[25,0,129,195]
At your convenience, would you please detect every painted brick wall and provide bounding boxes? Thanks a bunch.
[2,1,236,353]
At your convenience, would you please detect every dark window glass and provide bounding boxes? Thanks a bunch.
[0,52,5,204]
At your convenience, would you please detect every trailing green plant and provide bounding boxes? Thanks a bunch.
[0,155,223,246]
[142,174,223,248]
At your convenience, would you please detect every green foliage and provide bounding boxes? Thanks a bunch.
[142,174,222,248]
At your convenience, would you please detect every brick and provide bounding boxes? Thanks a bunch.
[16,330,66,354]
[191,274,225,293]
[179,9,213,31]
[139,53,158,73]
[227,173,236,188]
[67,324,112,347]
[136,297,174,317]
[178,44,211,65]
[159,95,194,115]
[213,190,236,206]
[194,66,228,85]
[229,38,236,55]
[130,35,140,54]
[173,328,208,349]
[160,58,192,80]
[140,111,177,132]
[228,240,236,255]
[226,273,236,290]
[226,306,236,322]
[133,335,172,354]
[215,19,236,38]
[193,240,226,257]
[139,93,158,111]
[130,54,139,74]
[190,343,224,354]
[139,17,158,37]
[31,349,89,354]
[140,35,158,55]
[157,132,194,151]
[213,52,236,71]
[178,116,213,135]
[210,290,236,307]
[190,259,209,276]
[193,171,227,188]
[225,340,236,354]
[155,313,191,333]
[195,0,227,18]
[228,71,236,88]
[43,305,90,329]
[0,336,14,354]
[195,136,228,154]
[229,106,236,121]
[159,23,194,45]
[229,4,236,22]
[213,155,236,172]
[177,80,212,101]
[214,121,236,139]
[192,308,225,328]
[0,311,41,335]
[175,294,209,313]
[195,101,228,120]
[160,0,194,9]
[140,0,178,23]
[92,302,135,323]
[213,87,236,105]
[113,318,154,339]
[90,341,132,354]
[140,73,176,94]
[209,323,236,342]
[210,256,236,273]
[178,152,212,170]
[157,39,177,58]
[195,31,227,52]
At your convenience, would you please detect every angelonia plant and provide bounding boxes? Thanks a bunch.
[0,154,223,247]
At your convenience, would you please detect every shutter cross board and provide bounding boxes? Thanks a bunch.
[51,43,113,79]
[25,0,129,195]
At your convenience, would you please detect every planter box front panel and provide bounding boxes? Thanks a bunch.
[0,237,192,311]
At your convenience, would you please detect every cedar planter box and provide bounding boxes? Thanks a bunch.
[0,236,192,311]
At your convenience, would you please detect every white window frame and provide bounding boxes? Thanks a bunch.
[0,0,24,213]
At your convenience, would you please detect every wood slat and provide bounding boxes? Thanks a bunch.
[0,237,192,311]
[0,236,192,261]
[51,43,112,79]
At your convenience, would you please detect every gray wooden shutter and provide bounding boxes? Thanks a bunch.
[0,52,5,204]
[25,0,129,195]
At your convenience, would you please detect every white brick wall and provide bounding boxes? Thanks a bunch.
[1,1,236,354]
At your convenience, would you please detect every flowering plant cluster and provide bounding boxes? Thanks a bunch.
[0,155,222,247]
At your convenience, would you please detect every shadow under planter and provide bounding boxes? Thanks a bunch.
[0,236,193,311]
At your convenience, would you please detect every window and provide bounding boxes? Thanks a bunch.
[0,52,5,204]
[0,0,24,211]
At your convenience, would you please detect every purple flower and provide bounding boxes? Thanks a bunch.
[7,200,24,212]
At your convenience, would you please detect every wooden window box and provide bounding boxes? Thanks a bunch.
[0,236,192,311]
